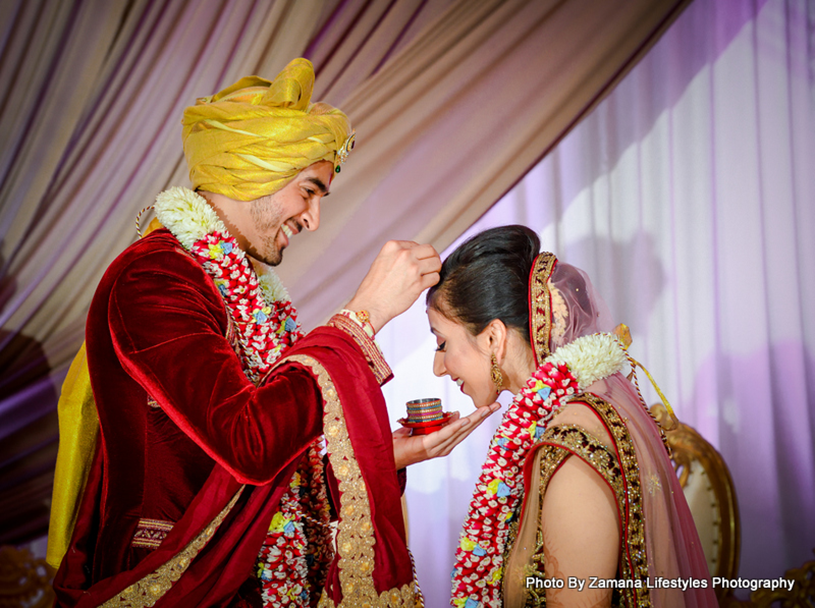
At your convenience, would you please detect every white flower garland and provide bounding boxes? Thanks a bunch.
[155,187,290,303]
[155,187,225,248]
[544,333,628,390]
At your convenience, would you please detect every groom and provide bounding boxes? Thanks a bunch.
[51,58,496,607]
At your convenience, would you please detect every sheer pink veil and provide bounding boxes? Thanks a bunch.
[546,261,716,607]
[547,262,614,347]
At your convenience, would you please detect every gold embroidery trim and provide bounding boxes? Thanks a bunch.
[522,445,570,607]
[281,354,420,608]
[579,395,651,607]
[131,518,175,550]
[523,398,652,608]
[529,252,557,365]
[326,314,393,385]
[100,486,244,608]
[538,426,624,498]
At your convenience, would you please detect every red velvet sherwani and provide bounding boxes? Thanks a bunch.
[53,229,413,607]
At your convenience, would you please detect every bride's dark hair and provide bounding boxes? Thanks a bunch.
[426,225,540,341]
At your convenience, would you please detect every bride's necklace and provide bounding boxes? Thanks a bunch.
[451,333,628,607]
[154,187,330,606]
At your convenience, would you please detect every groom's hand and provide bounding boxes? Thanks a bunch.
[346,240,441,333]
[392,402,501,469]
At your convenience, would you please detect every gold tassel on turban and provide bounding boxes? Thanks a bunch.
[182,58,354,202]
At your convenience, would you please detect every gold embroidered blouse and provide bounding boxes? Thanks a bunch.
[512,394,651,608]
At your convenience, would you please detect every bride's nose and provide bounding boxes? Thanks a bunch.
[433,352,446,377]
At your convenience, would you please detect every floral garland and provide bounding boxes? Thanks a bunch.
[450,333,628,608]
[154,187,330,607]
[155,187,302,383]
[256,447,333,605]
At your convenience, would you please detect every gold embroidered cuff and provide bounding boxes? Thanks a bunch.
[338,308,376,338]
[327,314,392,385]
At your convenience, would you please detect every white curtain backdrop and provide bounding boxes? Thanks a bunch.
[378,0,815,600]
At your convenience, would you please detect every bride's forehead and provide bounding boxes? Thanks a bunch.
[428,307,472,336]
[427,307,448,329]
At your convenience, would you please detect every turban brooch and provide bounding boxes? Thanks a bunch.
[182,58,354,201]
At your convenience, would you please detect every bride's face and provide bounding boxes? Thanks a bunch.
[427,306,494,407]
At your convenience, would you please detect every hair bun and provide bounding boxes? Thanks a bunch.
[427,225,540,342]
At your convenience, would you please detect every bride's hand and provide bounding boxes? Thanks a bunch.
[392,402,501,469]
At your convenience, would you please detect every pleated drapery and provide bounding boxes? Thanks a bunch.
[0,0,687,550]
[378,0,815,598]
[282,0,693,324]
[2,0,812,603]
[0,0,338,544]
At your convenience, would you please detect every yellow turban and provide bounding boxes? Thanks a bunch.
[182,58,354,201]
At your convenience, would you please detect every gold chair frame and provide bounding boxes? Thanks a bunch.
[650,403,741,603]
[651,404,815,607]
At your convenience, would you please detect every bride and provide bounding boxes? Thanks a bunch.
[426,226,716,607]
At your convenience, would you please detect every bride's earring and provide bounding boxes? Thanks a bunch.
[490,353,504,395]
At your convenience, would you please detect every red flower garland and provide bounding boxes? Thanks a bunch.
[189,232,303,383]
[451,362,579,608]
[183,228,329,606]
